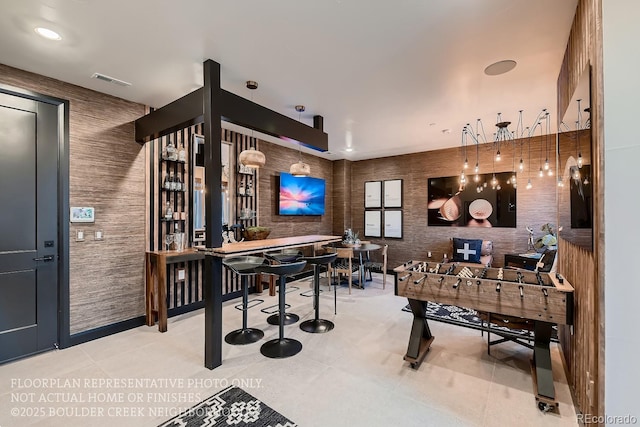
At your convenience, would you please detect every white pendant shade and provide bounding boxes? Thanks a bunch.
[238,147,266,168]
[289,161,310,177]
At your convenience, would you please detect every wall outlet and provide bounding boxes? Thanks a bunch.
[76,230,84,241]
[94,230,103,240]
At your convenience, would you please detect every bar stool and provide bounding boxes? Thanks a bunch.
[262,249,303,325]
[255,261,307,358]
[222,256,269,345]
[299,253,338,333]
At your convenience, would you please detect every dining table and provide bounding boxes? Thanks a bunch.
[324,242,382,288]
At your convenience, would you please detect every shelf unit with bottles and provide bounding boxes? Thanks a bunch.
[234,137,259,230]
[159,136,188,251]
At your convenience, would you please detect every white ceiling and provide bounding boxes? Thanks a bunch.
[0,0,577,161]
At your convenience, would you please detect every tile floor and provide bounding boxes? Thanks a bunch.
[0,274,578,427]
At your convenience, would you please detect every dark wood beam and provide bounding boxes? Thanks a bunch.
[219,90,328,152]
[134,88,203,143]
[202,60,223,370]
[134,79,328,152]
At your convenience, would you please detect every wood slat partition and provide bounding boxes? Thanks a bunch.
[147,126,270,320]
[556,0,604,419]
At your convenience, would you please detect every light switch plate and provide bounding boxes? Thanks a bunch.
[178,269,185,281]
[76,230,84,242]
[94,230,104,240]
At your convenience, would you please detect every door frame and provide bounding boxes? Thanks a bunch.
[0,83,71,350]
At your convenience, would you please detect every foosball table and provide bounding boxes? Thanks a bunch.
[394,260,574,411]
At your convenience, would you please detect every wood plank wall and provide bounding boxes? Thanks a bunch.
[332,159,352,234]
[556,0,604,418]
[0,63,147,335]
[349,135,558,270]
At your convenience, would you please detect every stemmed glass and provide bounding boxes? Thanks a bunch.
[165,234,173,251]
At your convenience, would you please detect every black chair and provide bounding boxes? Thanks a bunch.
[262,249,304,325]
[255,261,307,359]
[299,253,338,333]
[222,256,269,345]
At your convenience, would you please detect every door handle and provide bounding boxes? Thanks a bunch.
[33,255,55,262]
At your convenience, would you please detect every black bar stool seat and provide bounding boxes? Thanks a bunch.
[255,261,307,359]
[299,253,338,333]
[262,249,304,325]
[222,256,269,345]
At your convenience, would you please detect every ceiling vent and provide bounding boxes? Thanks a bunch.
[91,73,131,87]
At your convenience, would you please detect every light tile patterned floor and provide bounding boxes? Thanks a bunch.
[0,274,578,426]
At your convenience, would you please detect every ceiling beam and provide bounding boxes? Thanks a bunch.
[134,72,328,151]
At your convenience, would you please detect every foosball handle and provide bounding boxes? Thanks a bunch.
[555,272,564,283]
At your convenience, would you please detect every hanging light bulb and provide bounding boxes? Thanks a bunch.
[239,81,266,169]
[538,167,544,178]
[460,170,466,184]
[289,105,311,177]
[544,159,550,170]
[511,173,517,184]
[583,176,589,185]
[474,163,479,174]
[577,152,583,168]
[495,150,501,162]
[519,159,524,171]
[557,178,564,187]
[474,174,480,183]
[547,168,553,177]
[463,159,468,169]
[572,168,581,180]
[491,174,497,188]
[526,179,532,190]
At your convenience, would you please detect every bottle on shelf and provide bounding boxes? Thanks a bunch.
[165,138,177,161]
[175,175,183,192]
[245,177,253,196]
[169,173,176,191]
[163,173,171,190]
[164,201,173,220]
[178,142,186,162]
[238,177,245,196]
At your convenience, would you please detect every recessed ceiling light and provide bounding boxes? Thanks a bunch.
[34,27,62,41]
[345,147,353,152]
[484,60,517,76]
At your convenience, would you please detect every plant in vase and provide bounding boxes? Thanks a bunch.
[534,223,558,252]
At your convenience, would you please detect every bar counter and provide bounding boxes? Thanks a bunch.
[200,234,342,257]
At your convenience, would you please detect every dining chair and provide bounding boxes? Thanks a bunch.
[327,247,359,294]
[365,244,389,289]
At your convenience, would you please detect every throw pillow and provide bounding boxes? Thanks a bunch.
[452,238,482,263]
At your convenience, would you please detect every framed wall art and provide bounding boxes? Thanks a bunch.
[364,210,382,237]
[364,181,382,208]
[384,179,402,208]
[384,210,403,238]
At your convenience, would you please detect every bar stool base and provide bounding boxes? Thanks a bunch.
[224,328,264,345]
[300,319,334,334]
[260,338,303,359]
[267,313,299,325]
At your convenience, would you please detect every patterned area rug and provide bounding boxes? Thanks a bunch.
[402,301,558,341]
[158,386,297,427]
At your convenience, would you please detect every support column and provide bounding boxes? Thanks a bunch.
[203,59,223,369]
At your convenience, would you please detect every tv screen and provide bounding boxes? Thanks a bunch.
[279,172,326,215]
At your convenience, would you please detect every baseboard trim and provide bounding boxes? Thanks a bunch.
[65,316,146,347]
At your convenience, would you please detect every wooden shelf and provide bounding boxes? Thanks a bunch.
[161,156,186,164]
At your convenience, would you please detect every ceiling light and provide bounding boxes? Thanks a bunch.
[484,60,517,76]
[238,81,266,169]
[289,105,310,177]
[345,147,353,152]
[34,27,62,41]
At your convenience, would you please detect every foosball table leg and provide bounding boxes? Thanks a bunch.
[531,321,559,412]
[403,298,435,369]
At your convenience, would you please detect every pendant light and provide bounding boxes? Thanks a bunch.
[238,81,266,169]
[289,105,311,177]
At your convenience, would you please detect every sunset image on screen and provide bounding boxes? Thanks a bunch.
[279,172,325,215]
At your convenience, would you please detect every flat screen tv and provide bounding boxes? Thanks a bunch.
[278,172,326,215]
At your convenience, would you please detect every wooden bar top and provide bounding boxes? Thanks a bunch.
[146,247,205,263]
[200,234,342,257]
